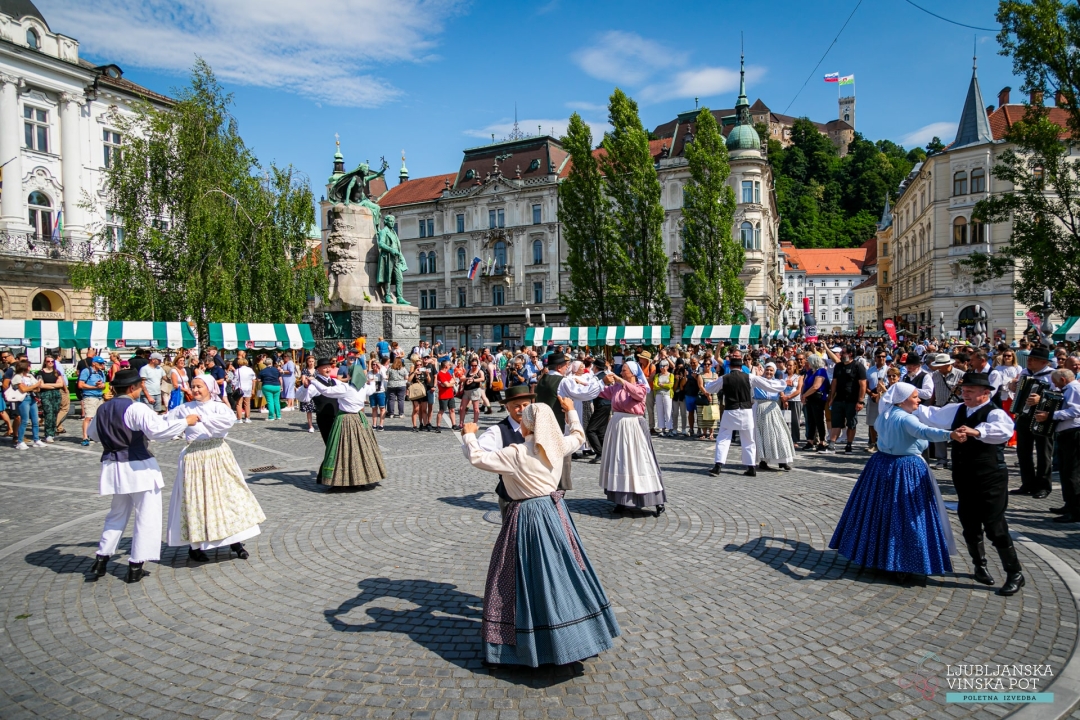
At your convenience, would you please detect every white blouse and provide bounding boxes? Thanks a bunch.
[166,399,237,442]
[299,376,376,413]
[88,401,192,495]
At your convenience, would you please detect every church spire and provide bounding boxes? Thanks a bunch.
[398,149,409,184]
[953,53,993,148]
[878,193,893,230]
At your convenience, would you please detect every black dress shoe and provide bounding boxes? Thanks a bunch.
[1052,513,1080,523]
[778,463,791,471]
[973,564,995,586]
[708,463,722,476]
[588,455,601,464]
[1049,505,1069,513]
[1032,489,1051,499]
[124,562,148,583]
[612,504,625,514]
[90,554,109,577]
[655,504,665,517]
[1009,487,1033,495]
[230,543,249,559]
[758,460,770,471]
[188,548,210,562]
[743,466,757,477]
[997,572,1025,596]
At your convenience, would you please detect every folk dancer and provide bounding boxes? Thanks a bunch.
[598,361,666,515]
[474,384,535,520]
[88,369,197,583]
[753,363,796,472]
[533,351,579,490]
[916,372,1024,596]
[462,400,620,666]
[707,349,788,477]
[585,361,613,464]
[830,382,962,581]
[166,375,266,562]
[1036,369,1080,523]
[1008,346,1055,499]
[300,358,386,489]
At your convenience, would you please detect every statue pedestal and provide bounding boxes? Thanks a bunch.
[314,202,419,356]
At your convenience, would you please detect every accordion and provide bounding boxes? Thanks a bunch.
[1014,376,1046,431]
[1030,390,1065,437]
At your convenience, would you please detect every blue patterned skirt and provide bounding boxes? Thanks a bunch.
[829,453,955,575]
[484,492,620,666]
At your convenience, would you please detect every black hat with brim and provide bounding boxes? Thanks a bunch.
[503,385,536,403]
[1029,346,1051,361]
[959,371,994,389]
[111,368,143,389]
[546,352,568,368]
[315,357,335,369]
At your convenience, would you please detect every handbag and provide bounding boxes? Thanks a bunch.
[491,378,504,391]
[3,386,26,403]
[407,381,427,401]
[699,403,720,422]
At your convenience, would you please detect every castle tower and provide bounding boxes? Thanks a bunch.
[839,95,855,129]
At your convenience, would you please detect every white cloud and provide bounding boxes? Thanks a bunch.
[35,0,463,107]
[639,65,764,104]
[572,31,686,86]
[900,121,957,147]
[463,117,610,141]
[565,101,608,113]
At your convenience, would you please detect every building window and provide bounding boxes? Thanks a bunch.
[420,290,428,310]
[28,191,51,238]
[492,285,505,306]
[26,28,39,50]
[834,312,840,322]
[458,287,467,307]
[882,270,888,283]
[833,295,840,305]
[952,217,968,245]
[740,221,754,249]
[532,239,543,265]
[970,219,985,244]
[419,252,429,274]
[105,209,124,251]
[953,171,968,196]
[23,106,48,152]
[798,291,803,301]
[533,281,543,304]
[819,295,827,306]
[494,240,507,270]
[489,209,496,229]
[103,130,122,168]
[820,311,827,321]
[419,219,427,238]
[31,292,51,312]
[754,181,761,204]
[834,280,839,287]
[881,242,888,256]
[456,214,465,233]
[457,247,466,271]
[970,167,986,193]
[532,204,541,224]
[741,181,753,204]
[489,208,505,229]
[429,289,437,309]
[427,219,434,237]
[427,251,437,274]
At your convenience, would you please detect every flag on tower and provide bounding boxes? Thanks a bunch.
[839,74,855,86]
[824,72,839,83]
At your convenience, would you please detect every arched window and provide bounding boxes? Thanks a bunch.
[28,191,51,238]
[970,167,986,193]
[970,219,985,244]
[494,240,507,270]
[31,292,51,312]
[492,284,505,306]
[740,221,754,249]
[26,28,39,50]
[532,239,543,265]
[427,251,437,274]
[952,217,968,246]
[456,247,466,271]
[953,171,968,196]
[418,252,428,274]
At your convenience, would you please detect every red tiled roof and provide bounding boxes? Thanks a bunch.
[853,272,877,291]
[860,236,877,267]
[783,247,867,275]
[378,173,457,208]
[562,139,668,177]
[988,104,1071,140]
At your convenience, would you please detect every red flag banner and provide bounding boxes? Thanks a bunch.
[883,319,898,343]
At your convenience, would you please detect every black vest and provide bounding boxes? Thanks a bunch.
[97,396,154,464]
[535,372,566,430]
[312,375,341,416]
[722,370,752,410]
[950,402,1006,471]
[494,417,524,501]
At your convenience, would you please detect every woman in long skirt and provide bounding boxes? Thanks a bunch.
[462,399,620,667]
[598,361,666,515]
[300,366,386,488]
[829,382,960,580]
[166,376,266,562]
[754,363,795,471]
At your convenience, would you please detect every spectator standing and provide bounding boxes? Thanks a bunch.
[234,358,256,423]
[36,355,65,443]
[12,359,43,449]
[298,355,317,432]
[435,359,457,431]
[78,356,107,446]
[386,357,408,418]
[257,360,282,420]
[140,352,167,413]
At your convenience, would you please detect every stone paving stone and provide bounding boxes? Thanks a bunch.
[0,410,1077,718]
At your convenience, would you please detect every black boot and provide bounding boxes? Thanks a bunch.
[996,545,1025,596]
[89,554,109,577]
[188,548,210,562]
[709,463,722,476]
[967,540,994,585]
[743,466,757,477]
[758,460,771,471]
[655,504,665,516]
[124,562,148,584]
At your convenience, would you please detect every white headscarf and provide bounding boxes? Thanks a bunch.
[880,381,917,420]
[623,360,647,386]
[191,374,220,402]
[520,403,570,471]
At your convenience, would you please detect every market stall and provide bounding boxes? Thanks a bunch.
[680,324,762,345]
[73,320,196,349]
[208,322,315,350]
[1052,316,1080,343]
[0,320,76,348]
[594,325,671,346]
[523,326,596,348]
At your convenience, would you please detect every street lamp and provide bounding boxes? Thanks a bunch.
[939,312,945,341]
[973,304,988,347]
[1040,288,1055,346]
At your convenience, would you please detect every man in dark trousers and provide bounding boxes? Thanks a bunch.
[533,351,573,490]
[1036,368,1080,523]
[918,372,1024,596]
[473,385,534,518]
[1009,346,1055,499]
[586,361,612,464]
[311,358,342,445]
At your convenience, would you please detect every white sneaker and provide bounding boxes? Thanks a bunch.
[282,407,293,412]
[44,436,54,444]
[15,442,28,450]
[307,427,314,433]
[33,440,47,448]
[259,408,269,414]
[245,418,251,424]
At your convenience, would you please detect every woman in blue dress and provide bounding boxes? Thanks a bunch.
[829,382,964,580]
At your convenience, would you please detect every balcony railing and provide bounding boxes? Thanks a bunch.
[481,264,513,277]
[947,242,991,258]
[0,231,94,262]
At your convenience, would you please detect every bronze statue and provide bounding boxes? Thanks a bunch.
[329,158,387,228]
[376,215,410,305]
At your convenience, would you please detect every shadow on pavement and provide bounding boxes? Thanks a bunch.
[24,541,136,582]
[437,491,499,513]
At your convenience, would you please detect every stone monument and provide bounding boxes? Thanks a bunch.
[312,142,419,358]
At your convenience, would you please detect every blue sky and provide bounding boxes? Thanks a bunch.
[39,0,1017,195]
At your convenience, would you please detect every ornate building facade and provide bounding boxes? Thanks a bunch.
[0,0,172,323]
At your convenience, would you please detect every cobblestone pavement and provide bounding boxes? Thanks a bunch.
[1,407,1078,720]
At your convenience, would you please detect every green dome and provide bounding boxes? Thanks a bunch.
[726,124,760,152]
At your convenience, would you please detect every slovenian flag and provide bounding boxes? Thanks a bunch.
[468,256,481,280]
[824,72,839,83]
[839,74,855,86]
[51,209,63,242]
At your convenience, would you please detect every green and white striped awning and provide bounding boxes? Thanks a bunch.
[681,325,762,344]
[1052,316,1080,342]
[0,320,77,348]
[523,326,596,347]
[594,325,671,346]
[209,323,315,350]
[74,321,196,350]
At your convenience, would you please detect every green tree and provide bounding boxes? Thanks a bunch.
[557,113,626,324]
[71,60,325,342]
[963,0,1080,315]
[599,88,669,324]
[925,136,946,154]
[680,107,741,324]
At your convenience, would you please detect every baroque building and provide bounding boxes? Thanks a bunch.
[779,242,869,334]
[0,0,172,323]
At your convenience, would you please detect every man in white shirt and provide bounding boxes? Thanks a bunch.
[1036,368,1080,523]
[139,352,167,413]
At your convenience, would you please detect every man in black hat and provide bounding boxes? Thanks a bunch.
[585,360,612,463]
[310,358,341,445]
[1008,346,1055,498]
[87,368,199,583]
[534,351,575,489]
[918,372,1024,596]
[472,384,534,518]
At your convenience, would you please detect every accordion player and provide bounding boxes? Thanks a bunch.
[1014,375,1048,433]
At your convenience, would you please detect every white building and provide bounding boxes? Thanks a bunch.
[0,0,172,322]
[780,242,869,334]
